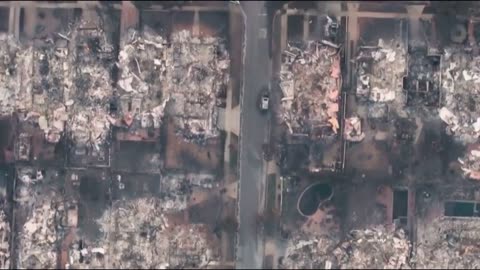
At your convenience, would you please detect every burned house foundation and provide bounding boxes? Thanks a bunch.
[277,12,344,175]
[0,1,236,269]
[275,2,480,269]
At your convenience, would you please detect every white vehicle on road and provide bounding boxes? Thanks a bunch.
[258,87,270,112]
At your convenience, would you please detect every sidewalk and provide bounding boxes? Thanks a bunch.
[219,3,244,267]
[262,159,282,269]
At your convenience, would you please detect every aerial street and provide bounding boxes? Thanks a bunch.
[5,1,480,270]
[236,1,271,269]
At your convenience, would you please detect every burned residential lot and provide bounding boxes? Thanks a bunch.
[275,2,480,270]
[0,2,236,269]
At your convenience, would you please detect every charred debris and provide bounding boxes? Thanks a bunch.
[277,15,343,175]
[0,4,231,269]
[277,3,480,270]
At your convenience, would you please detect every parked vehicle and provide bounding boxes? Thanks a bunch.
[258,87,270,112]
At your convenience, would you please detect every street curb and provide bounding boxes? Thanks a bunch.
[234,2,247,266]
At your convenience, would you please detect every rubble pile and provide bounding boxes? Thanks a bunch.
[67,243,106,269]
[282,231,339,269]
[116,28,169,132]
[0,16,115,153]
[26,45,70,144]
[69,198,166,269]
[280,41,341,135]
[415,219,480,269]
[160,174,218,212]
[0,33,21,116]
[356,39,407,114]
[163,224,218,268]
[402,47,442,108]
[283,226,411,269]
[16,168,65,269]
[96,198,218,269]
[0,26,70,147]
[68,20,115,153]
[17,200,60,269]
[168,30,229,143]
[458,144,480,180]
[0,209,10,269]
[0,23,229,148]
[332,227,410,269]
[107,224,217,269]
[344,116,365,142]
[98,197,169,233]
[116,29,229,143]
[15,45,34,115]
[441,47,480,143]
[408,52,438,82]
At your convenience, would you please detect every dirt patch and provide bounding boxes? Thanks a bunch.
[342,183,389,231]
[113,141,161,173]
[165,210,189,226]
[164,120,223,172]
[224,180,237,200]
[77,174,110,240]
[172,11,194,33]
[188,195,222,228]
[189,187,211,206]
[346,141,390,176]
[301,202,339,235]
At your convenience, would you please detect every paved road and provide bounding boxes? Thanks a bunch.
[236,1,271,269]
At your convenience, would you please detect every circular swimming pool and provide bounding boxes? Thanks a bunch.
[297,183,333,217]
